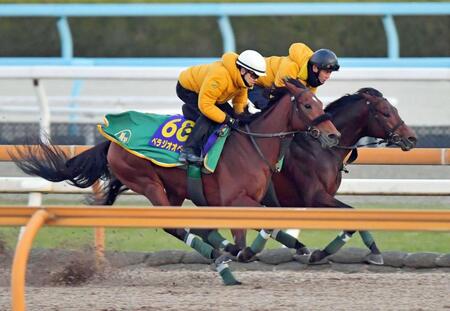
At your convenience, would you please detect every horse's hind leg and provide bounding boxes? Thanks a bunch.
[237,228,310,262]
[308,197,383,265]
[164,228,241,286]
[189,229,241,256]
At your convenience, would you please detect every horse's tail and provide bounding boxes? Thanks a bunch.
[89,177,129,206]
[12,138,111,189]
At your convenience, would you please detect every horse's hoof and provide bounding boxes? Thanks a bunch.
[224,243,241,257]
[364,253,384,265]
[237,247,256,263]
[226,280,242,286]
[308,250,330,265]
[296,246,311,256]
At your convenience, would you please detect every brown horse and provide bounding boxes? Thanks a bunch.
[235,87,418,264]
[12,79,340,285]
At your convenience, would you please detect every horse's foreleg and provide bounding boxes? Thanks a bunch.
[270,229,310,255]
[231,229,247,249]
[309,197,383,265]
[190,229,241,256]
[238,228,311,263]
[226,196,269,262]
[237,229,272,262]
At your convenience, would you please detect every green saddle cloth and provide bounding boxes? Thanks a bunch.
[97,111,229,173]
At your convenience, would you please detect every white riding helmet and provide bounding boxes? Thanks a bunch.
[236,50,267,77]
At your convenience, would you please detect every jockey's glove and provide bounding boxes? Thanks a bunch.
[224,115,239,128]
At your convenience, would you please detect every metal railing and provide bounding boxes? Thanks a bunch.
[1,2,449,67]
[3,205,450,310]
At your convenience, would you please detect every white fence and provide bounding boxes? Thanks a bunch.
[0,66,449,126]
[1,177,449,197]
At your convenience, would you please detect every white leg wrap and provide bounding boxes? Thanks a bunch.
[260,229,271,240]
[216,262,229,273]
[185,233,196,247]
[286,229,300,238]
[220,239,231,248]
[340,231,351,242]
[271,229,280,239]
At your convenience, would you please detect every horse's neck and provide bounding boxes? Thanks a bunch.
[246,96,293,164]
[333,101,369,161]
[251,95,293,133]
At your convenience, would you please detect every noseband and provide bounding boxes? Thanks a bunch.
[290,91,332,139]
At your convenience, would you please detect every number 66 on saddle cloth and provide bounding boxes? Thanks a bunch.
[98,111,230,173]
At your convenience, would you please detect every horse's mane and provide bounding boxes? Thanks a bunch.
[237,79,307,124]
[270,78,307,104]
[325,87,383,115]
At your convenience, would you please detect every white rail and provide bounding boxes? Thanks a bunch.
[1,177,449,196]
[0,66,448,127]
[0,66,448,80]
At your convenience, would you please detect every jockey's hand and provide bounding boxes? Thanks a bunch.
[225,115,239,128]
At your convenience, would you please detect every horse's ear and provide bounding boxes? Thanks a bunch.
[283,77,302,93]
[357,87,383,98]
[359,91,376,105]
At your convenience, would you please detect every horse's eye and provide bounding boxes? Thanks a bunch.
[383,112,391,118]
[304,104,312,109]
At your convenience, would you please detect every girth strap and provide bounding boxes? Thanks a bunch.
[261,180,281,207]
[187,165,208,206]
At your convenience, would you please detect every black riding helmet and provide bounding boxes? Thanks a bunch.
[309,49,340,71]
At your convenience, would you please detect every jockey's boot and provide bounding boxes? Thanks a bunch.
[179,116,211,164]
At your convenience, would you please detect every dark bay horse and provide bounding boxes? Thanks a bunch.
[236,87,417,264]
[12,79,340,285]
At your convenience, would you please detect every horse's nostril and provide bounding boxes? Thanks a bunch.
[328,133,340,141]
[408,137,417,145]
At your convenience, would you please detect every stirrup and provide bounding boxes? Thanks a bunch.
[178,151,188,163]
[186,153,203,164]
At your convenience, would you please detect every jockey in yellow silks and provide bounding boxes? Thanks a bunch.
[249,42,340,110]
[177,50,267,163]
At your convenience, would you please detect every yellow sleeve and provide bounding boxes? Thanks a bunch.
[198,78,227,123]
[274,62,299,87]
[232,89,248,115]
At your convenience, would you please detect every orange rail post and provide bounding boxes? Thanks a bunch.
[11,209,50,311]
[91,181,106,268]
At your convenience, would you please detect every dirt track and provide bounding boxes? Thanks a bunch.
[1,264,450,311]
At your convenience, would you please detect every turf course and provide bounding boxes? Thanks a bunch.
[1,196,449,254]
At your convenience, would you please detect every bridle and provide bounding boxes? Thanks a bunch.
[230,88,332,173]
[333,93,405,169]
[290,89,333,139]
[366,95,404,145]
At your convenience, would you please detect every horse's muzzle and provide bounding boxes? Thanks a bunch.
[399,136,417,151]
[318,132,340,149]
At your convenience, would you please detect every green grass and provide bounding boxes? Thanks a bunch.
[1,211,449,254]
[1,194,449,254]
[1,226,449,254]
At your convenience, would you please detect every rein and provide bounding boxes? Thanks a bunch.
[231,126,302,138]
[231,89,331,173]
[332,95,404,169]
[368,96,405,145]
